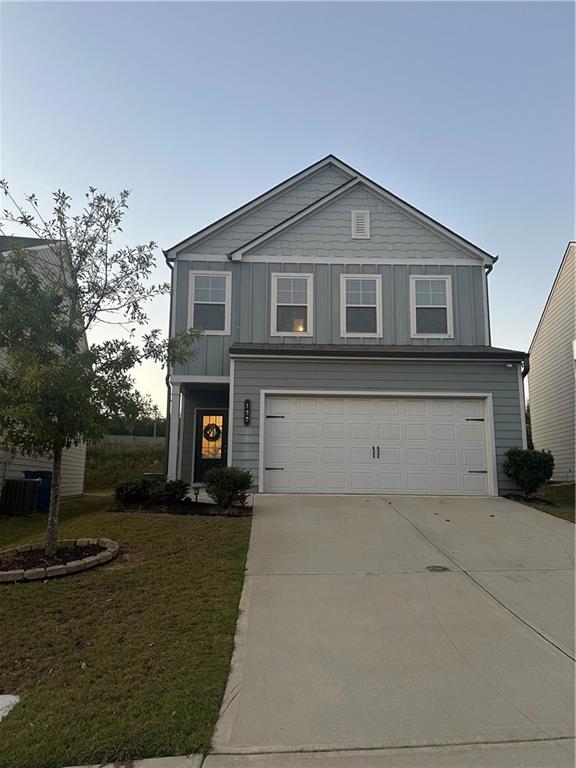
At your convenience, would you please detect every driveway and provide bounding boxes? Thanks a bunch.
[208,495,575,767]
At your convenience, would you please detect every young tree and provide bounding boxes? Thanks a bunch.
[0,184,198,554]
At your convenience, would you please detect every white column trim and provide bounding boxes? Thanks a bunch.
[167,383,182,480]
[227,359,235,466]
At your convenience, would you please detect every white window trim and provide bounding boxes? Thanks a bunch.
[409,274,454,339]
[351,210,370,239]
[188,270,232,336]
[271,272,314,337]
[340,274,383,338]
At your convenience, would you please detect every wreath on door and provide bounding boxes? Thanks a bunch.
[203,422,222,442]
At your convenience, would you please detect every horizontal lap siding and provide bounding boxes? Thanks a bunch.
[231,359,523,493]
[529,247,575,481]
[1,442,86,497]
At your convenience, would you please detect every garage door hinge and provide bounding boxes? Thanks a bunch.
[265,467,284,471]
[266,415,285,419]
[466,418,484,422]
[468,470,487,474]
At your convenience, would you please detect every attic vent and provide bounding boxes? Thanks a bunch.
[351,210,370,239]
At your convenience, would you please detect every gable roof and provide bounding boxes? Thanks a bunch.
[0,235,54,252]
[529,241,575,353]
[165,154,496,263]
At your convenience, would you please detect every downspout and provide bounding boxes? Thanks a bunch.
[484,255,498,347]
[163,249,174,476]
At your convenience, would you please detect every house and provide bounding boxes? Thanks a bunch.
[528,242,575,482]
[164,156,527,496]
[0,236,86,497]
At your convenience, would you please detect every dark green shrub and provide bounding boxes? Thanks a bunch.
[203,466,254,508]
[148,479,189,505]
[503,447,554,496]
[115,478,153,505]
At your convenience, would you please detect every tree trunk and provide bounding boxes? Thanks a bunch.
[45,445,63,556]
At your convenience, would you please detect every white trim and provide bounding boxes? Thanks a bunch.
[231,179,361,259]
[258,388,498,496]
[517,364,528,449]
[167,383,182,481]
[188,270,232,336]
[230,353,522,365]
[340,274,383,338]
[165,156,354,257]
[351,210,370,239]
[409,274,454,339]
[170,375,230,384]
[176,253,484,267]
[270,272,314,337]
[227,359,235,466]
[482,268,491,344]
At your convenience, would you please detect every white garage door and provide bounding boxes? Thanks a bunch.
[263,395,491,495]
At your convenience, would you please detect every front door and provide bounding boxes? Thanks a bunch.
[194,409,228,481]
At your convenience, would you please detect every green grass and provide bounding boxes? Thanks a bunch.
[0,493,251,768]
[525,482,575,523]
[85,444,165,490]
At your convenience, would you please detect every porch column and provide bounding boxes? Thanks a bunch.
[167,383,181,480]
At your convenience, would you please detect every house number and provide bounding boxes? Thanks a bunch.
[244,399,251,425]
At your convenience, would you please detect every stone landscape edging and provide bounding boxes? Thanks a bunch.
[0,538,120,583]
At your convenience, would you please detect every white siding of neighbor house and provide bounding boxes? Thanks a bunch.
[529,243,575,481]
[1,444,86,497]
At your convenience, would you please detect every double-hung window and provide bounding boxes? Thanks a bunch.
[271,273,313,336]
[410,275,453,338]
[189,271,231,334]
[340,275,382,337]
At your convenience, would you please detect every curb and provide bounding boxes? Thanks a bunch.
[64,755,204,768]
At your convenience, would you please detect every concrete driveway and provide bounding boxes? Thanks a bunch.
[208,495,575,767]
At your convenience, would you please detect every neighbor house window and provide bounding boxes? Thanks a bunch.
[410,275,453,338]
[271,273,313,336]
[340,275,382,337]
[189,271,231,334]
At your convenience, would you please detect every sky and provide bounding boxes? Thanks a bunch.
[1,1,574,410]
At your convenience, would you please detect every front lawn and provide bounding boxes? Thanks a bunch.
[0,493,251,768]
[525,482,575,523]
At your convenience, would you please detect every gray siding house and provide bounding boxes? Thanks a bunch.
[528,242,575,481]
[165,156,527,496]
[0,237,86,498]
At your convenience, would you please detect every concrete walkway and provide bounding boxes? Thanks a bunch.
[210,494,575,766]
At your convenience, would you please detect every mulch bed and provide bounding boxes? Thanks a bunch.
[503,493,556,506]
[0,544,105,571]
[115,500,252,517]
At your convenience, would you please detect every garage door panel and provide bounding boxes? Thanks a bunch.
[264,395,490,495]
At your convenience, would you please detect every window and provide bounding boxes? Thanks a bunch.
[351,210,370,239]
[410,275,453,338]
[271,273,313,336]
[340,275,382,337]
[189,272,231,334]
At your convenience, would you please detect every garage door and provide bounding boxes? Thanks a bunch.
[263,396,491,495]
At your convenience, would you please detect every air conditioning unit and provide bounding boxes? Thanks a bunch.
[0,479,40,516]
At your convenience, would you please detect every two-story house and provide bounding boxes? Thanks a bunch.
[164,156,527,496]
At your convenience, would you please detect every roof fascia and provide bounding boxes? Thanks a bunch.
[165,155,353,259]
[230,178,361,260]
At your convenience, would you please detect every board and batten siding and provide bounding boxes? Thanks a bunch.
[529,244,575,481]
[1,443,86,497]
[173,261,488,378]
[180,165,352,256]
[231,359,524,494]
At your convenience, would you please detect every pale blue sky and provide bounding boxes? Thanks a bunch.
[1,1,574,408]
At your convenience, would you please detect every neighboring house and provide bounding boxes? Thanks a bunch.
[0,236,86,497]
[528,242,575,482]
[164,155,527,496]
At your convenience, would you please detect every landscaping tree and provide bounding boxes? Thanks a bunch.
[0,184,199,554]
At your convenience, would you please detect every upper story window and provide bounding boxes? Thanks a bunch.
[271,273,313,336]
[189,271,231,335]
[351,210,370,239]
[340,275,382,338]
[410,275,454,338]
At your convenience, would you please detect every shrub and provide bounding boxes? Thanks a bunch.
[503,447,554,496]
[148,479,189,505]
[203,467,254,508]
[115,478,154,505]
[115,478,189,506]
